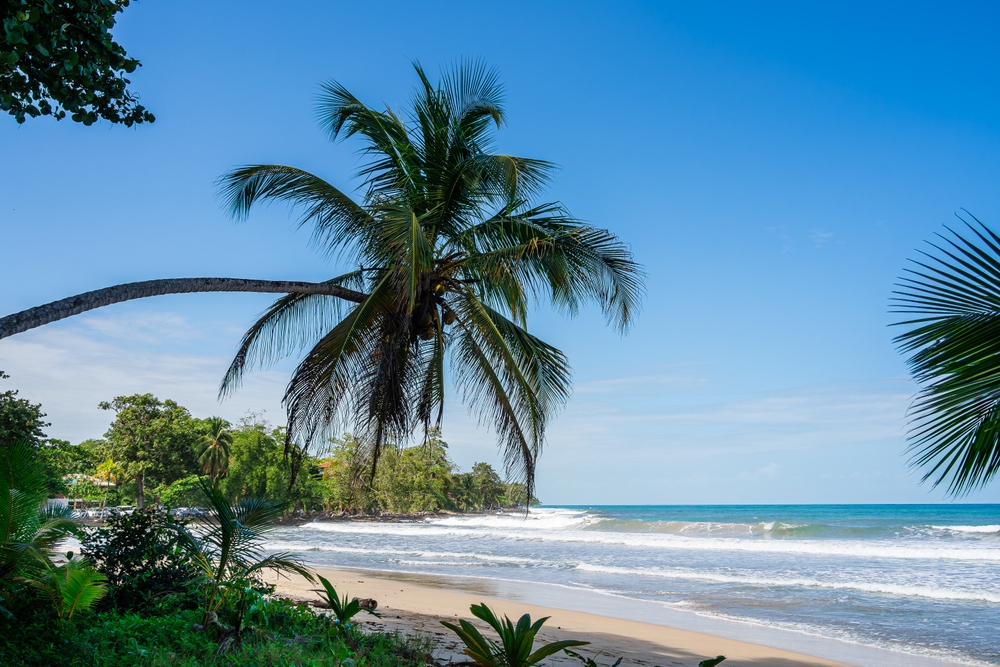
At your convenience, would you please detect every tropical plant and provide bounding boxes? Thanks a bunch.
[198,417,233,482]
[564,648,622,667]
[24,556,107,620]
[0,439,78,614]
[82,509,197,611]
[314,574,380,630]
[0,62,643,501]
[441,603,588,667]
[221,415,323,508]
[891,213,1000,494]
[175,481,314,626]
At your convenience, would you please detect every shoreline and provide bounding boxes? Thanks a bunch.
[274,566,854,667]
[273,565,975,667]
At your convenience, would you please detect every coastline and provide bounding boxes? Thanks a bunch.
[274,566,851,667]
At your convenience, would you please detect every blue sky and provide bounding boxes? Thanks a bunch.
[2,1,999,503]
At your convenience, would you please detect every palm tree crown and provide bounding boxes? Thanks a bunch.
[892,213,1000,494]
[198,417,233,482]
[217,62,644,496]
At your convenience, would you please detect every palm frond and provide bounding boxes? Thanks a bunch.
[220,272,366,398]
[450,290,571,500]
[891,213,1000,494]
[218,165,375,261]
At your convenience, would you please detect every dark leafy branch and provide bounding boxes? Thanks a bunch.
[1,0,154,125]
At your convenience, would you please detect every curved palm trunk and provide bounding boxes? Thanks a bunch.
[0,278,367,341]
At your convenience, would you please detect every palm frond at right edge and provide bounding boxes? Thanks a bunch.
[891,212,1000,494]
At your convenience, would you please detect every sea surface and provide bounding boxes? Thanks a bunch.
[264,505,1000,666]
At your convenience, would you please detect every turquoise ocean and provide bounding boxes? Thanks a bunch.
[264,505,1000,666]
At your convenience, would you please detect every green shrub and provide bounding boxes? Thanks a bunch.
[82,509,197,611]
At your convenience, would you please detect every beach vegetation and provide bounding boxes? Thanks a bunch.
[0,0,154,125]
[314,574,380,630]
[320,430,538,513]
[219,413,325,509]
[23,555,107,621]
[564,648,622,667]
[0,438,79,616]
[892,214,1000,494]
[172,480,314,628]
[442,602,588,667]
[82,508,198,612]
[197,417,232,483]
[0,592,433,667]
[39,440,101,496]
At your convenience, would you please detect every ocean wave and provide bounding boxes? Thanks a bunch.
[573,563,1000,603]
[296,520,1000,561]
[262,540,541,565]
[931,525,1000,534]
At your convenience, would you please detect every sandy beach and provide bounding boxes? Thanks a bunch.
[274,567,850,667]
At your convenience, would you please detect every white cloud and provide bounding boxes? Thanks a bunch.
[738,462,780,481]
[0,314,289,442]
[0,311,931,503]
[809,229,834,247]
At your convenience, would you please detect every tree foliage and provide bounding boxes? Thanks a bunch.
[99,395,201,509]
[220,414,323,509]
[1,0,154,125]
[197,417,232,482]
[320,430,536,514]
[0,371,49,448]
[38,439,99,495]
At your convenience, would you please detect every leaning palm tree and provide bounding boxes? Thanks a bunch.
[0,62,643,498]
[891,212,1000,495]
[198,417,232,482]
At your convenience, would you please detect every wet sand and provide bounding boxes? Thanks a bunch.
[274,567,851,667]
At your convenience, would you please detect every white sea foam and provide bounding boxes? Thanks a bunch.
[262,540,540,565]
[295,518,1000,561]
[573,563,1000,604]
[931,525,1000,534]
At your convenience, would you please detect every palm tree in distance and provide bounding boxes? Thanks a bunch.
[892,212,1000,495]
[95,458,124,509]
[0,62,643,498]
[198,417,232,483]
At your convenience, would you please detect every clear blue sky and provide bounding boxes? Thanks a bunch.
[2,1,999,503]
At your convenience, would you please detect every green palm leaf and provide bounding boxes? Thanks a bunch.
[892,213,1000,494]
[59,565,107,620]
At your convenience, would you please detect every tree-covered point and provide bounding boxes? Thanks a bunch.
[1,0,154,125]
[25,388,530,515]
